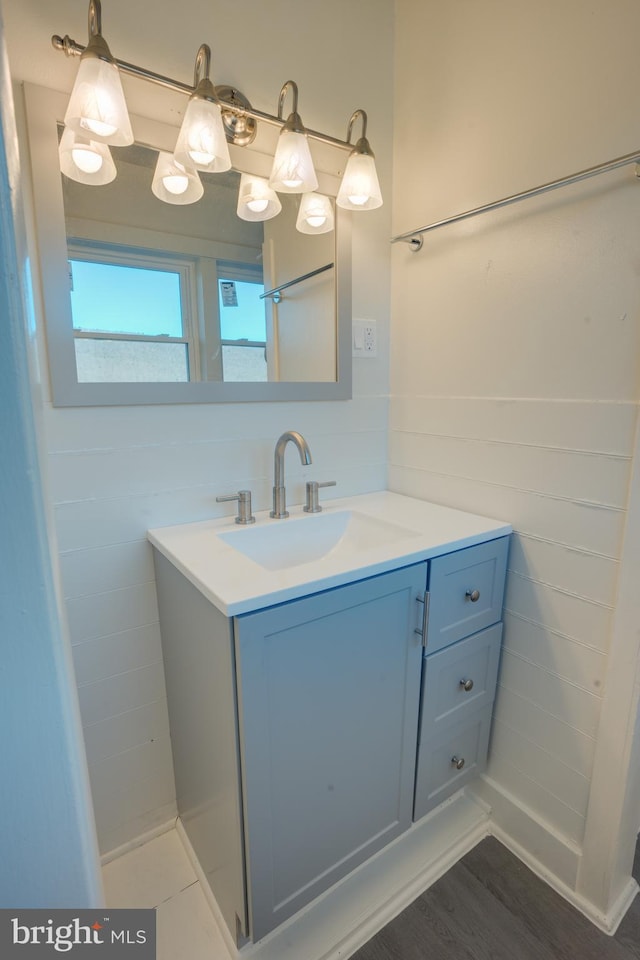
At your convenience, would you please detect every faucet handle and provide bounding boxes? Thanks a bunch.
[216,489,256,525]
[303,480,337,514]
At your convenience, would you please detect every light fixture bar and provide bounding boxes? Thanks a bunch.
[52,32,355,152]
[52,34,194,95]
[244,110,351,152]
[391,147,640,249]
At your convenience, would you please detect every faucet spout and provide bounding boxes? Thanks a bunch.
[271,431,313,519]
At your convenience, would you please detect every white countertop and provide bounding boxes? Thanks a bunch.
[148,491,511,617]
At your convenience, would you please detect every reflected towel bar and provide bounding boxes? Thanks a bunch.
[261,262,334,303]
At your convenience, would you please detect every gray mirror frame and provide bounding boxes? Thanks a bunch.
[22,83,352,406]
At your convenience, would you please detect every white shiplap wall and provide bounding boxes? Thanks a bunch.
[392,0,640,882]
[6,0,395,855]
[390,397,635,847]
[46,371,389,858]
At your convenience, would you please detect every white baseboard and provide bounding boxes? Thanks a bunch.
[469,776,581,889]
[471,775,640,935]
[489,821,639,934]
[176,818,237,960]
[177,790,490,960]
[100,816,177,866]
[111,779,640,950]
[604,877,640,935]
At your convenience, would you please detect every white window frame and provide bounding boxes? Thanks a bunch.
[67,239,201,381]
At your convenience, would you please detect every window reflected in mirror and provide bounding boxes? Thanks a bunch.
[69,247,192,382]
[61,136,336,385]
[68,240,269,384]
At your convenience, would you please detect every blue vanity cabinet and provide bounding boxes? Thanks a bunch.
[413,536,509,821]
[153,531,509,946]
[234,561,427,941]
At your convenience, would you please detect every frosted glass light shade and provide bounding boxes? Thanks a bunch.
[296,193,334,234]
[174,97,231,173]
[237,174,282,221]
[152,152,204,205]
[59,126,117,185]
[64,55,133,147]
[336,152,382,210]
[269,129,318,193]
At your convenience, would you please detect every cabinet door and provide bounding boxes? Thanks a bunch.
[234,563,426,941]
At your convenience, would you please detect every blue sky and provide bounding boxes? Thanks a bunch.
[70,259,266,342]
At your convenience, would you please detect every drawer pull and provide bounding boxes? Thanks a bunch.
[451,755,465,770]
[460,678,474,692]
[465,589,480,603]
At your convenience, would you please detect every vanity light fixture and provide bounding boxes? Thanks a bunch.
[236,173,282,222]
[296,192,334,234]
[336,110,382,211]
[173,45,231,174]
[62,0,132,146]
[52,0,382,219]
[268,81,319,194]
[58,126,117,184]
[151,151,204,204]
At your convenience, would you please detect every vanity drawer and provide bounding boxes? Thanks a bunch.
[426,537,509,653]
[420,623,502,732]
[413,706,493,821]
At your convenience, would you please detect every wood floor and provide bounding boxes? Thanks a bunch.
[351,836,640,960]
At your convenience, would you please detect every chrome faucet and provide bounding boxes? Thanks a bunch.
[270,431,312,519]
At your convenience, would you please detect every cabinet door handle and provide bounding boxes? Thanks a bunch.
[451,756,465,770]
[460,678,474,692]
[415,592,430,647]
[465,589,480,602]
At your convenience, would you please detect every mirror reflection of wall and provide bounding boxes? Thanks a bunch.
[264,196,335,382]
[61,138,337,385]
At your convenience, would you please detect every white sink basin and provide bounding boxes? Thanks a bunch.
[217,510,418,571]
[148,492,512,616]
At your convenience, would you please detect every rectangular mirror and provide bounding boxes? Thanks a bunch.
[23,83,352,405]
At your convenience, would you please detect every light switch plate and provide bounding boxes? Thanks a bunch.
[352,319,378,357]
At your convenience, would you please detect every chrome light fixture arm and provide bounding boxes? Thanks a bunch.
[193,43,210,89]
[190,47,256,148]
[277,81,299,123]
[337,107,383,210]
[346,109,373,158]
[81,0,111,63]
[188,43,219,105]
[276,80,307,137]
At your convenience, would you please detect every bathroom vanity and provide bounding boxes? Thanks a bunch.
[149,491,510,945]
